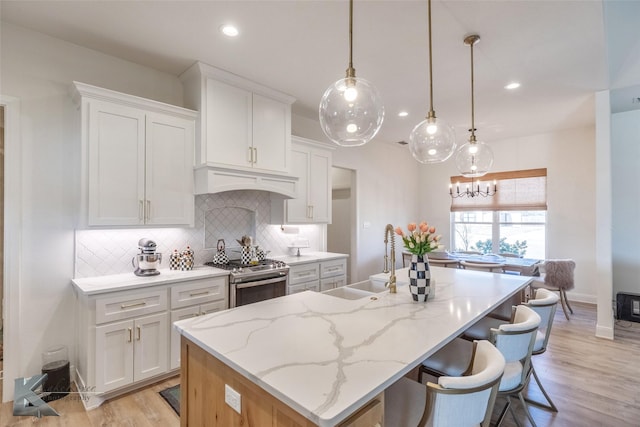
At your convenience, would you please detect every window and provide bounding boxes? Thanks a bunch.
[450,169,547,259]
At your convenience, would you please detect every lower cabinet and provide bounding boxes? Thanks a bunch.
[170,300,226,369]
[288,257,348,294]
[74,274,229,407]
[95,312,168,393]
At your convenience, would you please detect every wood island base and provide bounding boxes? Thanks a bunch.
[180,336,384,427]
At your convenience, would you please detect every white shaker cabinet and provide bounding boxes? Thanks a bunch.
[73,82,197,227]
[287,256,347,294]
[283,137,333,224]
[181,62,295,175]
[95,312,168,393]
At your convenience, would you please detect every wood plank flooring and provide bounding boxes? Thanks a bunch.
[0,302,638,426]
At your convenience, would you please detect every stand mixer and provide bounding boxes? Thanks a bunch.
[132,238,162,276]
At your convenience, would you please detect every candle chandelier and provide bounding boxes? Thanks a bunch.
[449,177,497,199]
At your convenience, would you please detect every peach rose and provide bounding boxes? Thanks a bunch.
[429,226,436,233]
[394,227,404,236]
[419,223,429,233]
[407,223,417,232]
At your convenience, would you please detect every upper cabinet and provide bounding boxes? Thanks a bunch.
[180,62,298,198]
[73,82,197,227]
[278,136,333,224]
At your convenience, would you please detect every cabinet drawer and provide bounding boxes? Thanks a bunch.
[96,289,167,325]
[288,263,320,285]
[288,281,320,295]
[321,259,347,278]
[170,277,228,309]
[320,275,347,291]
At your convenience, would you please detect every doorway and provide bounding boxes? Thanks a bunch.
[327,166,356,283]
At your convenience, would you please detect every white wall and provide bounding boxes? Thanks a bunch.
[0,22,186,398]
[420,127,598,303]
[611,109,640,296]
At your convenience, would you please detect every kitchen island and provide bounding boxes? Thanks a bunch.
[174,266,532,426]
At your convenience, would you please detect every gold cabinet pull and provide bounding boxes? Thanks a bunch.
[127,327,132,343]
[189,290,209,297]
[136,326,141,341]
[121,301,146,309]
[145,200,151,221]
[248,147,254,163]
[139,200,144,220]
[253,147,258,164]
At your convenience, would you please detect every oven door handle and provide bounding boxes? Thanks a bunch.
[234,275,287,289]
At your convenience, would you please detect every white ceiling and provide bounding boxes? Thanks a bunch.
[2,0,639,145]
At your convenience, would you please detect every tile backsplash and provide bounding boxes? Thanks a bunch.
[75,191,324,278]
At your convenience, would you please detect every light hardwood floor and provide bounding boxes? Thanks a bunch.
[1,302,639,426]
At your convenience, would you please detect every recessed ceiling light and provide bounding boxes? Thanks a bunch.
[505,82,521,90]
[220,24,239,37]
[398,111,409,117]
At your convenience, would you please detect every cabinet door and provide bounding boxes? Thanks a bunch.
[95,319,134,393]
[133,312,168,382]
[320,276,347,291]
[288,263,320,285]
[205,78,252,168]
[145,113,195,225]
[252,93,290,173]
[88,100,145,226]
[308,149,331,223]
[286,147,311,223]
[169,306,201,370]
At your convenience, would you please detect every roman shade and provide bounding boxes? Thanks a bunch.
[450,168,547,212]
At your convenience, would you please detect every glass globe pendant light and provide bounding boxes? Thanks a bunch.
[455,34,494,177]
[409,0,456,163]
[319,0,384,147]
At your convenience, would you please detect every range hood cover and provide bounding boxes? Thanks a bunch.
[194,165,298,199]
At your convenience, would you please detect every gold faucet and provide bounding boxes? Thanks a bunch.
[383,224,397,293]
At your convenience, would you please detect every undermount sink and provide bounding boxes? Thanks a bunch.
[347,280,388,293]
[321,280,390,300]
[322,286,373,300]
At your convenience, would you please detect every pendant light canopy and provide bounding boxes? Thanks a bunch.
[409,0,456,163]
[319,0,384,147]
[455,34,493,177]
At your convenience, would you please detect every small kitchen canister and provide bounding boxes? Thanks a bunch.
[169,249,181,270]
[180,246,194,271]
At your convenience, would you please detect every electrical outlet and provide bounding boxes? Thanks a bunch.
[633,300,640,315]
[225,384,241,414]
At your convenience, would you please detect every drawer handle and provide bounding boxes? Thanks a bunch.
[136,326,141,341]
[121,301,147,309]
[189,290,209,297]
[127,328,132,343]
[326,267,341,272]
[299,272,313,277]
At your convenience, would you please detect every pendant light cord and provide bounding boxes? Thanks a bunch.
[346,0,355,78]
[427,0,434,116]
[464,34,480,142]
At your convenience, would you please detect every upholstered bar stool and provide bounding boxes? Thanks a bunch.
[462,288,560,412]
[420,305,541,427]
[385,340,505,427]
[530,259,575,320]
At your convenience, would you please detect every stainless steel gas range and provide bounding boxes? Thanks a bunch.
[205,259,289,308]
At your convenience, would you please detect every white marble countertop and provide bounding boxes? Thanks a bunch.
[174,266,532,426]
[71,266,229,296]
[274,251,348,266]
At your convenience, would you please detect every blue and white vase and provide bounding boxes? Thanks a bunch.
[409,254,431,302]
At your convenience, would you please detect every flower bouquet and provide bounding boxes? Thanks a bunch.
[395,222,442,256]
[395,222,441,302]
